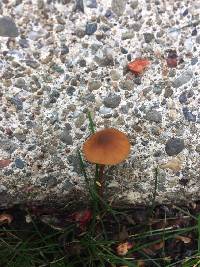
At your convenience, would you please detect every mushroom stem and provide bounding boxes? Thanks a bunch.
[98,164,105,197]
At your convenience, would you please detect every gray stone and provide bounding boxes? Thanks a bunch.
[195,145,200,153]
[111,0,127,16]
[143,33,154,43]
[165,138,185,156]
[10,96,23,110]
[182,107,196,122]
[130,0,138,9]
[14,133,26,142]
[121,31,135,40]
[61,45,69,55]
[75,0,84,12]
[85,22,97,35]
[145,110,162,123]
[67,154,82,174]
[119,80,134,91]
[14,78,26,89]
[88,79,101,91]
[60,130,73,145]
[26,60,40,69]
[103,93,121,108]
[172,71,193,88]
[19,38,29,48]
[84,0,97,8]
[40,175,58,187]
[179,92,187,103]
[0,16,19,37]
[15,158,25,169]
[196,35,200,44]
[110,70,121,81]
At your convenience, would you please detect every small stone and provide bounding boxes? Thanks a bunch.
[0,16,19,37]
[37,0,44,9]
[49,111,59,125]
[164,87,173,98]
[67,86,76,96]
[14,78,26,89]
[85,22,97,35]
[99,106,112,118]
[191,57,198,65]
[143,32,154,43]
[165,138,185,156]
[110,70,120,81]
[88,79,101,91]
[111,0,127,16]
[192,28,197,36]
[55,25,64,32]
[61,45,69,55]
[40,175,57,187]
[19,38,29,48]
[79,59,86,67]
[10,96,23,110]
[121,31,134,40]
[67,154,82,174]
[15,158,25,169]
[60,130,73,145]
[120,47,128,54]
[0,185,7,193]
[153,84,163,95]
[103,93,121,108]
[195,144,200,153]
[179,92,187,104]
[84,0,97,8]
[145,110,162,123]
[172,71,193,88]
[119,80,134,91]
[130,0,138,9]
[14,132,26,142]
[26,60,39,69]
[182,107,196,122]
[134,76,142,85]
[74,0,84,12]
[50,90,60,99]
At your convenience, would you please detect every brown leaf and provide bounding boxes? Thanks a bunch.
[0,159,11,168]
[176,235,191,244]
[118,226,129,242]
[0,213,13,224]
[128,59,150,75]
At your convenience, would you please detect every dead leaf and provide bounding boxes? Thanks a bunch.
[0,159,11,168]
[0,213,13,224]
[176,235,191,244]
[116,242,133,256]
[128,59,150,75]
[160,158,182,171]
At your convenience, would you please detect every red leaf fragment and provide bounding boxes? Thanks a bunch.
[71,209,92,228]
[0,159,11,168]
[128,59,150,75]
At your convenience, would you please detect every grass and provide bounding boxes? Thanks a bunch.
[1,111,200,267]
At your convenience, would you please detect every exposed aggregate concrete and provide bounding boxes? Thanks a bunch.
[0,0,200,207]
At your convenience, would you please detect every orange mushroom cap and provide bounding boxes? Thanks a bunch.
[83,128,130,165]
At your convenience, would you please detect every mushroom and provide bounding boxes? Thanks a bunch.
[83,128,130,196]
